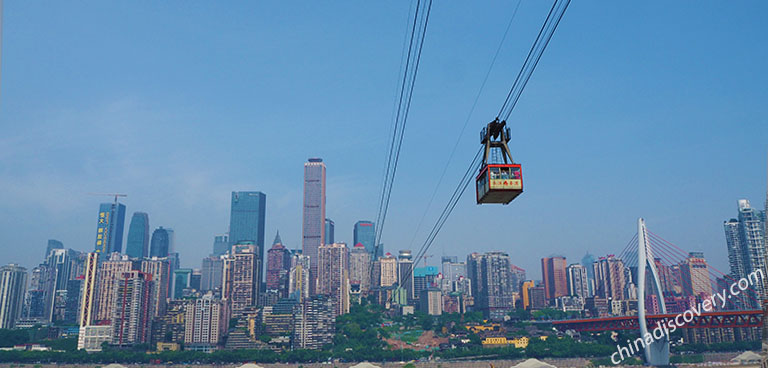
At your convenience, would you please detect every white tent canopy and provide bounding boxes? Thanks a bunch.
[510,358,557,368]
[349,363,383,368]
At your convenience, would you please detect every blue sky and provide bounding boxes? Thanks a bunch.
[0,1,766,279]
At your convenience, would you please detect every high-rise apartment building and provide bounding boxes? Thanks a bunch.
[353,221,376,258]
[324,219,335,244]
[43,248,77,322]
[126,212,150,259]
[0,264,27,329]
[139,257,170,317]
[150,227,170,258]
[173,269,193,300]
[94,253,133,323]
[317,243,349,316]
[111,271,154,346]
[349,243,371,293]
[541,256,568,301]
[94,202,126,254]
[413,266,439,300]
[373,253,398,288]
[566,263,590,298]
[222,242,259,313]
[292,295,335,350]
[420,288,442,316]
[467,252,515,320]
[724,199,766,306]
[302,158,326,293]
[510,264,526,293]
[184,293,229,349]
[266,232,291,293]
[593,255,626,301]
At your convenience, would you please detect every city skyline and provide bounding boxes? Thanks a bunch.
[1,1,767,282]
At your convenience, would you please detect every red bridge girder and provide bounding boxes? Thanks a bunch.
[552,310,764,332]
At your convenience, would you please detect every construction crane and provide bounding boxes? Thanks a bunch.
[88,193,127,203]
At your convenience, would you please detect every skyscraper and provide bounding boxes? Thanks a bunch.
[593,255,626,301]
[184,293,229,349]
[349,243,371,293]
[679,252,711,299]
[397,250,415,303]
[150,227,170,258]
[317,243,349,316]
[222,242,260,313]
[201,256,224,292]
[229,191,266,247]
[94,253,133,323]
[229,191,266,296]
[303,158,326,293]
[353,221,376,257]
[139,258,170,317]
[126,212,150,259]
[292,295,335,350]
[724,199,767,306]
[111,271,154,346]
[93,202,126,254]
[510,264,526,294]
[45,239,63,258]
[324,219,335,244]
[78,253,99,327]
[566,263,589,298]
[541,256,568,301]
[467,252,515,320]
[0,264,27,329]
[289,252,311,302]
[266,232,291,294]
[212,234,229,256]
[44,248,76,322]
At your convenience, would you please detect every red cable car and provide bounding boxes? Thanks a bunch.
[476,119,523,204]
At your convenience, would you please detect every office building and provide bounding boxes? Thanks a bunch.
[420,288,442,316]
[541,256,568,301]
[680,252,711,298]
[372,253,397,288]
[353,221,376,258]
[324,219,334,244]
[212,234,229,256]
[111,271,154,346]
[125,212,150,259]
[173,269,192,300]
[0,264,27,329]
[317,243,349,316]
[266,231,291,293]
[45,239,63,258]
[201,256,224,292]
[150,227,170,258]
[78,325,112,351]
[302,158,326,293]
[289,252,311,302]
[93,202,126,254]
[397,250,415,303]
[229,191,266,296]
[413,266,439,300]
[348,243,371,293]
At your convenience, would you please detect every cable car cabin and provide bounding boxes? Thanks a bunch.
[476,164,523,204]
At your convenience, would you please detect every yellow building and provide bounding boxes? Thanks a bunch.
[521,280,535,310]
[481,336,530,349]
[465,323,500,333]
[156,342,180,351]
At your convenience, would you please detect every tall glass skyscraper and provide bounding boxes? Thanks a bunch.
[126,212,150,259]
[324,219,335,244]
[303,158,326,292]
[353,221,376,257]
[45,239,63,258]
[93,202,126,254]
[229,192,266,248]
[212,234,229,256]
[150,227,170,258]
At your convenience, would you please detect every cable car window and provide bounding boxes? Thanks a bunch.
[500,167,511,179]
[490,167,501,179]
[510,167,521,179]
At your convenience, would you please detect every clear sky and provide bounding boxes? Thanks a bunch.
[1,1,766,279]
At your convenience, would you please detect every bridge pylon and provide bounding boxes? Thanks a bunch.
[637,218,670,366]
